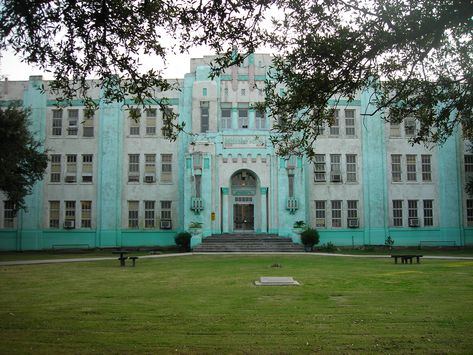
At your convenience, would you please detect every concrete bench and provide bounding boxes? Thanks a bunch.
[391,255,423,264]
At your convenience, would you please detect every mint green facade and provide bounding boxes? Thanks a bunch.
[0,54,471,250]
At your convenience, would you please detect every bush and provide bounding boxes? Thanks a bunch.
[300,228,320,252]
[174,232,192,251]
[320,242,337,253]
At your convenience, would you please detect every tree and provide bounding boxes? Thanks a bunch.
[0,106,48,212]
[0,0,270,138]
[259,0,472,157]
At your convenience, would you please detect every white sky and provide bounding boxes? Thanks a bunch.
[0,45,218,81]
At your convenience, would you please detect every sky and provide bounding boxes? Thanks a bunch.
[0,45,217,81]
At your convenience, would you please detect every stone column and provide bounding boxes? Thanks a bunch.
[222,187,230,233]
[260,187,268,233]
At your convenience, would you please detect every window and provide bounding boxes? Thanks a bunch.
[52,109,62,136]
[129,108,141,135]
[145,109,157,135]
[467,200,473,227]
[83,114,94,137]
[255,109,266,130]
[144,154,156,183]
[391,155,401,182]
[347,200,358,219]
[200,101,209,133]
[193,153,202,169]
[392,200,403,226]
[49,201,60,228]
[345,109,355,136]
[50,154,61,182]
[82,154,93,183]
[465,155,473,173]
[65,154,77,183]
[331,200,342,227]
[67,109,79,136]
[193,174,202,198]
[144,201,155,228]
[405,118,416,137]
[221,104,232,130]
[161,200,172,221]
[421,155,432,181]
[65,201,76,226]
[161,154,172,182]
[202,87,208,96]
[390,122,401,137]
[128,201,139,228]
[316,121,325,135]
[423,200,433,226]
[330,109,339,136]
[3,201,15,228]
[330,154,341,182]
[81,201,92,228]
[406,154,417,181]
[128,154,140,182]
[161,107,173,137]
[408,200,418,224]
[314,154,326,182]
[241,88,246,96]
[315,201,326,227]
[238,108,249,129]
[288,175,294,197]
[346,154,357,182]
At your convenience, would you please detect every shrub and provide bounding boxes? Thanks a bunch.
[175,232,192,251]
[385,236,395,250]
[319,242,337,252]
[300,228,320,251]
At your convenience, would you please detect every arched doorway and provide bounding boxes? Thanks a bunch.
[231,170,258,231]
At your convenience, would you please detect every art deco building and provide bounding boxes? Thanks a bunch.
[0,54,471,250]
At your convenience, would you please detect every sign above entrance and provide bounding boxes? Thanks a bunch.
[223,135,266,149]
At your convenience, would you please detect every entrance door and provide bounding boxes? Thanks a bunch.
[233,204,254,231]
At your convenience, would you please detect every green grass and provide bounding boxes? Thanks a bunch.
[1,255,473,354]
[0,249,174,262]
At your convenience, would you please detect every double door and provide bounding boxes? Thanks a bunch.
[233,204,254,231]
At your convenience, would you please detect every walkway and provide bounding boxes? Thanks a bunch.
[1,252,473,266]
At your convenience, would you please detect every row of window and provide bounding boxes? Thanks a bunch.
[128,200,172,229]
[128,108,174,137]
[391,200,434,227]
[391,154,432,182]
[49,200,92,229]
[49,154,93,183]
[128,154,173,183]
[51,109,94,137]
[312,199,435,228]
[313,154,357,183]
[389,118,417,138]
[201,102,268,132]
[313,200,359,228]
[316,109,357,137]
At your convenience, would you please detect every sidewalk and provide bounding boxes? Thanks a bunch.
[1,252,473,266]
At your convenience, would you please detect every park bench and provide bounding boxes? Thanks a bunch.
[391,254,423,264]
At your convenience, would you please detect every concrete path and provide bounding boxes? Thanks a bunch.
[1,252,473,266]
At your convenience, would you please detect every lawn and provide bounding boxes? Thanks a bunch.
[1,255,472,354]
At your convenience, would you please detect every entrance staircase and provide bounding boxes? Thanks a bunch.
[193,233,304,252]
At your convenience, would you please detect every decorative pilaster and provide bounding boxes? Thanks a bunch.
[260,187,268,233]
[222,187,229,233]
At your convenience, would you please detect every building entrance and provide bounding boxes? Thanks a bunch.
[233,204,254,231]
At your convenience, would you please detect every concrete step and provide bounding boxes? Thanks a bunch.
[193,233,304,252]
